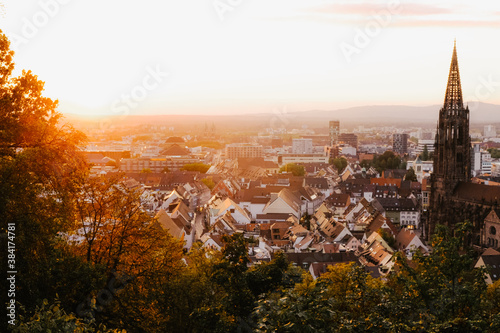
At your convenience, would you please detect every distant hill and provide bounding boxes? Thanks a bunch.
[59,102,500,131]
[291,102,500,124]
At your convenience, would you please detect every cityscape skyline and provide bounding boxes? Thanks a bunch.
[1,0,500,117]
[4,7,500,328]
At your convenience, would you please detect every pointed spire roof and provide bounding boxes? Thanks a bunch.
[443,40,464,111]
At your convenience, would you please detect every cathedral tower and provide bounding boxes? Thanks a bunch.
[428,41,471,238]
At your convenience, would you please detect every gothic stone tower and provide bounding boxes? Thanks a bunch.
[428,41,471,239]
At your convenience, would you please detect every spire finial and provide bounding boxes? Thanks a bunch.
[443,40,463,110]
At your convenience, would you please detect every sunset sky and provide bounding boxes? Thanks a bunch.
[2,0,500,116]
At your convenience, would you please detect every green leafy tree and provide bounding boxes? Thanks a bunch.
[404,167,418,182]
[378,228,396,249]
[360,159,373,169]
[488,148,500,159]
[385,222,490,332]
[254,263,385,332]
[371,151,402,173]
[181,163,211,173]
[420,144,430,161]
[279,163,305,176]
[330,157,348,172]
[12,298,121,333]
[201,177,215,190]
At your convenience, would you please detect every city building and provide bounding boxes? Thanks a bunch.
[120,156,200,172]
[292,138,313,154]
[329,120,340,146]
[471,144,492,176]
[393,133,409,155]
[278,154,329,165]
[414,139,435,155]
[492,162,500,177]
[225,143,263,159]
[407,157,433,183]
[484,125,497,138]
[338,133,358,149]
[339,145,356,156]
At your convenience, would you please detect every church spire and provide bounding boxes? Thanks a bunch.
[429,40,471,238]
[443,40,464,111]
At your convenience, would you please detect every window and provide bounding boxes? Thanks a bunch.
[491,226,497,236]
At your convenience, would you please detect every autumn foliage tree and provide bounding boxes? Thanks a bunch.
[0,30,91,327]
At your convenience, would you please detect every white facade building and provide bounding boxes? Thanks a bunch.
[415,139,435,155]
[471,144,492,176]
[484,125,497,138]
[292,139,313,154]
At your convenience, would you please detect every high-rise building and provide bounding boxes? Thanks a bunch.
[471,144,492,176]
[392,133,409,155]
[292,138,313,154]
[329,120,340,146]
[338,133,358,149]
[429,41,471,237]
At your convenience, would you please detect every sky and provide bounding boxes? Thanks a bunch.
[1,0,500,117]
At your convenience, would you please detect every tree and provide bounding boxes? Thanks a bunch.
[420,144,430,161]
[0,30,90,326]
[300,212,311,230]
[488,148,500,159]
[404,167,418,182]
[201,177,215,190]
[181,163,211,173]
[330,157,348,172]
[71,175,169,273]
[279,163,305,176]
[385,222,490,331]
[132,134,153,143]
[185,140,223,150]
[360,159,372,169]
[378,228,396,249]
[254,263,385,332]
[13,298,121,333]
[371,151,402,173]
